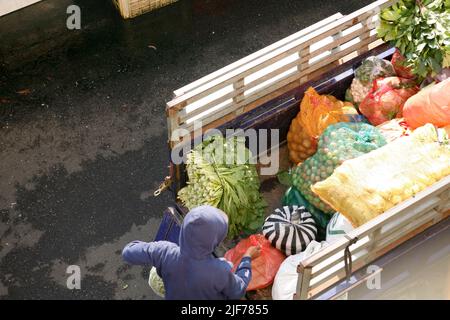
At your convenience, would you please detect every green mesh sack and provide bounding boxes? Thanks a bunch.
[291,122,387,213]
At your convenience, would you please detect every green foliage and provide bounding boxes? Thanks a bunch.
[177,135,266,239]
[377,0,450,78]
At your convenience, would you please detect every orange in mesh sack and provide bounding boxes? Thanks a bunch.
[224,234,285,291]
[287,87,359,164]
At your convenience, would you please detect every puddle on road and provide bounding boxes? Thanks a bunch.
[49,217,162,299]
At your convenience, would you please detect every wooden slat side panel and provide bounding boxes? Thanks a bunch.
[307,213,447,299]
[169,0,391,107]
[300,176,450,268]
[310,195,446,278]
[166,0,397,142]
[308,209,444,294]
[168,43,392,149]
[295,177,450,299]
[173,13,345,97]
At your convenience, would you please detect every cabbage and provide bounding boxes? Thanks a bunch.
[148,267,165,298]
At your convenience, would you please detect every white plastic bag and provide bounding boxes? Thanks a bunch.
[272,241,328,300]
[326,212,354,243]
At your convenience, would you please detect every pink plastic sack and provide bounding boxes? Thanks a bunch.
[224,234,285,291]
[403,78,450,129]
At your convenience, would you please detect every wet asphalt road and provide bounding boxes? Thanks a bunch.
[0,0,371,299]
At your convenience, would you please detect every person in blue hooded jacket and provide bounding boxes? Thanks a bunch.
[122,205,261,300]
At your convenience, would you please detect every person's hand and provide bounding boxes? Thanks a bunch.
[244,246,261,259]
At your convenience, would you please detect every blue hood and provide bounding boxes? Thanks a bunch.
[179,205,228,259]
[122,204,251,299]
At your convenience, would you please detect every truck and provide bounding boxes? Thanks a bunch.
[153,0,450,300]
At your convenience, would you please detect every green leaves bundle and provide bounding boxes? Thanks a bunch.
[177,135,266,239]
[377,0,450,78]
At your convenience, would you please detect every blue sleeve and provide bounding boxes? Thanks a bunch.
[222,257,252,300]
[122,241,172,268]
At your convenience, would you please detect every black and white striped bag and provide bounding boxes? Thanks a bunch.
[262,205,317,256]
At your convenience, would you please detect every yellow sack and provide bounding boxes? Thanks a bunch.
[311,124,450,227]
[287,87,359,164]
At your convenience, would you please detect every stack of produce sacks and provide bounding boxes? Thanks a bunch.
[312,124,450,227]
[291,122,387,213]
[177,135,266,239]
[287,87,360,164]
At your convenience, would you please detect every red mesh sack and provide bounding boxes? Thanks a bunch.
[224,234,285,291]
[359,77,418,126]
[391,49,415,79]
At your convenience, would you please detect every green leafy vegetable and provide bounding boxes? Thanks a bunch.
[177,135,266,239]
[377,0,450,79]
[277,170,293,187]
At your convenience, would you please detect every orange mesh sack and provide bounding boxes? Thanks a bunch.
[224,234,285,291]
[287,118,317,164]
[287,87,359,164]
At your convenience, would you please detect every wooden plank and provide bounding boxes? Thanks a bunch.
[179,29,377,125]
[0,0,42,17]
[170,42,392,148]
[180,28,376,124]
[177,68,303,132]
[298,34,378,84]
[173,13,345,97]
[296,266,312,300]
[300,24,374,65]
[311,239,371,277]
[375,209,441,251]
[117,0,131,19]
[298,183,449,298]
[119,0,177,18]
[169,44,382,147]
[179,57,301,123]
[176,32,377,131]
[168,75,303,149]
